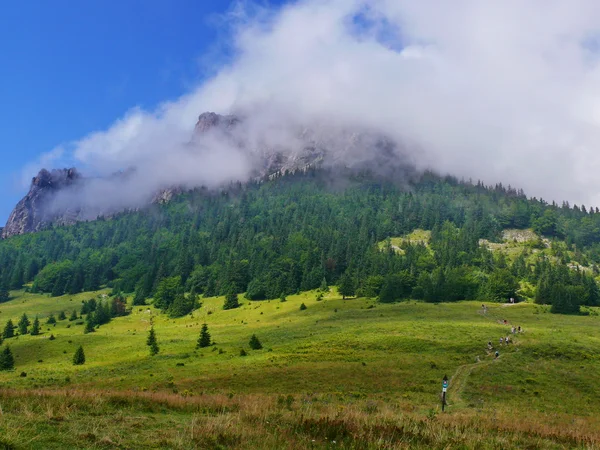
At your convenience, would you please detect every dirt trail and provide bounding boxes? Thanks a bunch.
[445,306,522,410]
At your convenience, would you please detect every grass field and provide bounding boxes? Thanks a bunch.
[1,288,600,448]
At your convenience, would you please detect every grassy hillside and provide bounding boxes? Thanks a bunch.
[1,289,600,448]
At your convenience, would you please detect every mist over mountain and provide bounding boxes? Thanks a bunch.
[2,110,417,238]
[21,0,600,217]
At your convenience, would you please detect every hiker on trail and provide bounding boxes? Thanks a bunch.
[499,337,504,345]
[503,319,507,325]
[511,327,516,334]
[518,326,521,332]
[495,351,499,359]
[505,336,510,344]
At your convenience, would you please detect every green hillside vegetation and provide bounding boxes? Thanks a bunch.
[1,170,600,315]
[2,170,600,446]
[0,288,599,448]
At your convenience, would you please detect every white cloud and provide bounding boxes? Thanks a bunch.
[32,0,600,208]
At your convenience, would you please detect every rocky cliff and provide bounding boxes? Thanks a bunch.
[1,168,82,238]
[2,111,411,238]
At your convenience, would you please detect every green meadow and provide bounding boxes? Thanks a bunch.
[0,288,600,448]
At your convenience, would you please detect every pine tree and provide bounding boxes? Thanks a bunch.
[147,327,159,356]
[95,301,111,325]
[169,291,193,318]
[249,334,263,350]
[3,320,15,339]
[46,314,57,325]
[319,278,329,292]
[58,311,67,321]
[0,346,15,370]
[18,313,30,335]
[132,286,147,306]
[30,317,40,336]
[299,303,307,310]
[338,271,355,300]
[69,310,78,321]
[0,284,10,303]
[196,324,211,348]
[72,345,85,365]
[84,313,95,334]
[223,291,240,310]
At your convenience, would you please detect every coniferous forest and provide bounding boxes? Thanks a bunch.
[1,169,599,315]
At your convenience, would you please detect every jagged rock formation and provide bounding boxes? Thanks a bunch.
[2,112,413,238]
[1,169,82,238]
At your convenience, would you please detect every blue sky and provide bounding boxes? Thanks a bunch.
[0,0,286,224]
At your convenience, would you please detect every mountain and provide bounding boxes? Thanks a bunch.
[2,111,412,239]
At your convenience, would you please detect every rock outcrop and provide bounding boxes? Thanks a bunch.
[2,111,413,238]
[1,168,82,238]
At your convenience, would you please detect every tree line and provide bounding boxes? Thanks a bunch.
[0,169,599,314]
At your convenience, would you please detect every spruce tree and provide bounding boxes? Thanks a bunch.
[249,334,263,350]
[69,310,78,321]
[72,345,85,365]
[0,346,15,370]
[196,324,211,348]
[3,320,15,339]
[18,313,30,335]
[169,291,193,318]
[132,286,147,306]
[299,303,307,310]
[319,278,329,292]
[338,272,356,299]
[0,284,10,303]
[30,317,40,336]
[84,313,95,334]
[58,311,67,321]
[46,314,57,325]
[223,290,240,310]
[279,292,287,302]
[147,327,159,355]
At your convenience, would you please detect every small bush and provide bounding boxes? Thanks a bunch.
[240,348,247,357]
[249,334,263,350]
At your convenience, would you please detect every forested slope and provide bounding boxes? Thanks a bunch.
[1,169,599,314]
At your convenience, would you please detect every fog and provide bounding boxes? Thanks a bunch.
[25,0,600,214]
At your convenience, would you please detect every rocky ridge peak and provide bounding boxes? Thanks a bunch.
[1,168,82,239]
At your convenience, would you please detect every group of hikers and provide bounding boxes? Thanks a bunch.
[481,303,524,359]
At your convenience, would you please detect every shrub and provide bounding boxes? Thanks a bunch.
[249,334,263,350]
